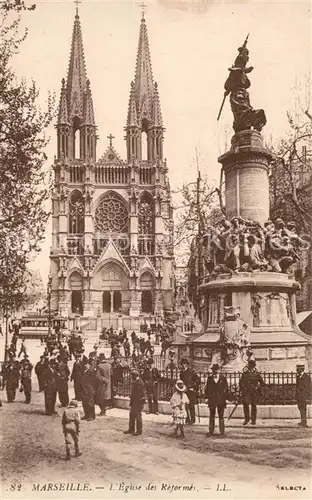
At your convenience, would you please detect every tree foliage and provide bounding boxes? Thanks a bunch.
[269,105,312,233]
[0,2,54,312]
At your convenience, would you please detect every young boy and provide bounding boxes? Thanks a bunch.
[62,399,82,460]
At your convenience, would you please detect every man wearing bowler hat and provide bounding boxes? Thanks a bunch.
[124,370,145,436]
[296,365,311,428]
[239,359,265,425]
[180,358,200,424]
[205,364,229,436]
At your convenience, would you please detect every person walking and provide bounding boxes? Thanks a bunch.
[62,399,82,460]
[35,356,45,392]
[55,356,70,407]
[81,359,97,421]
[123,370,145,436]
[20,356,33,404]
[170,380,189,438]
[111,357,123,407]
[239,359,265,425]
[42,357,58,415]
[123,338,131,357]
[18,339,27,359]
[71,351,85,401]
[205,364,228,437]
[2,355,20,403]
[142,358,160,414]
[180,358,200,425]
[296,364,311,428]
[95,353,112,416]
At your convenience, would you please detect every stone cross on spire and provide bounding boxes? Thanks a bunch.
[139,2,147,19]
[74,0,81,15]
[107,134,115,147]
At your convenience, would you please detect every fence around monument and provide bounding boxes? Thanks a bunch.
[114,370,312,405]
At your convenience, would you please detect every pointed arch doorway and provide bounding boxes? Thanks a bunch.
[99,262,129,315]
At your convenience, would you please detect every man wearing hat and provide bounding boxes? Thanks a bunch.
[71,351,86,401]
[205,364,229,436]
[20,355,33,404]
[239,359,265,425]
[95,353,111,416]
[124,370,145,436]
[41,357,58,415]
[296,365,311,427]
[62,399,82,460]
[180,358,200,424]
[81,359,97,421]
[142,358,160,414]
[2,354,20,403]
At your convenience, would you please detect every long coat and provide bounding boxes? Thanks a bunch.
[81,367,97,404]
[95,361,112,403]
[205,375,229,408]
[296,373,311,405]
[130,377,145,408]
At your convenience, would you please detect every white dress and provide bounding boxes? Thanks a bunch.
[170,391,189,424]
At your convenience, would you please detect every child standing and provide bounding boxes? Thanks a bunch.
[62,399,82,460]
[170,380,189,438]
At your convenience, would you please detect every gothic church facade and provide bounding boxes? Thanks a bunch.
[49,9,175,327]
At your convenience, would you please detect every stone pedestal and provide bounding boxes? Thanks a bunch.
[218,130,272,224]
[194,272,309,371]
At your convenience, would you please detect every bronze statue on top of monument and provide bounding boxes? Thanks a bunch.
[218,35,267,133]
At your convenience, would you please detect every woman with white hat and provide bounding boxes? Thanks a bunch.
[170,380,189,438]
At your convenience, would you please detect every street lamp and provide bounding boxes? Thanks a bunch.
[3,306,9,362]
[47,277,52,336]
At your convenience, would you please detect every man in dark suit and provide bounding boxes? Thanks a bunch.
[205,364,229,436]
[180,358,200,424]
[296,365,311,427]
[2,355,20,403]
[239,359,265,425]
[142,358,160,414]
[71,351,85,401]
[81,359,97,421]
[42,357,58,415]
[124,370,145,436]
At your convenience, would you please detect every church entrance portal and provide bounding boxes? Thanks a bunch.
[141,290,153,313]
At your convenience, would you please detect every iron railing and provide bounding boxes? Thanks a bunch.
[113,369,312,405]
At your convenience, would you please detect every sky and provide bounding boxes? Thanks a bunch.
[9,0,311,281]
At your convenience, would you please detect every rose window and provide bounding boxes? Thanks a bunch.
[95,193,128,234]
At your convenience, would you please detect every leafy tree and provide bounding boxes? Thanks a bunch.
[173,152,224,314]
[0,1,54,314]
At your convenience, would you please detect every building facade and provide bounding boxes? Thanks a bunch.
[49,9,175,328]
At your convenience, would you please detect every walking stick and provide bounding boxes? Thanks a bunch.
[197,400,201,424]
[227,401,239,421]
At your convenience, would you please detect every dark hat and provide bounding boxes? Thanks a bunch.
[248,359,256,367]
[180,358,189,365]
[147,358,154,365]
[296,364,305,370]
[211,364,220,372]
